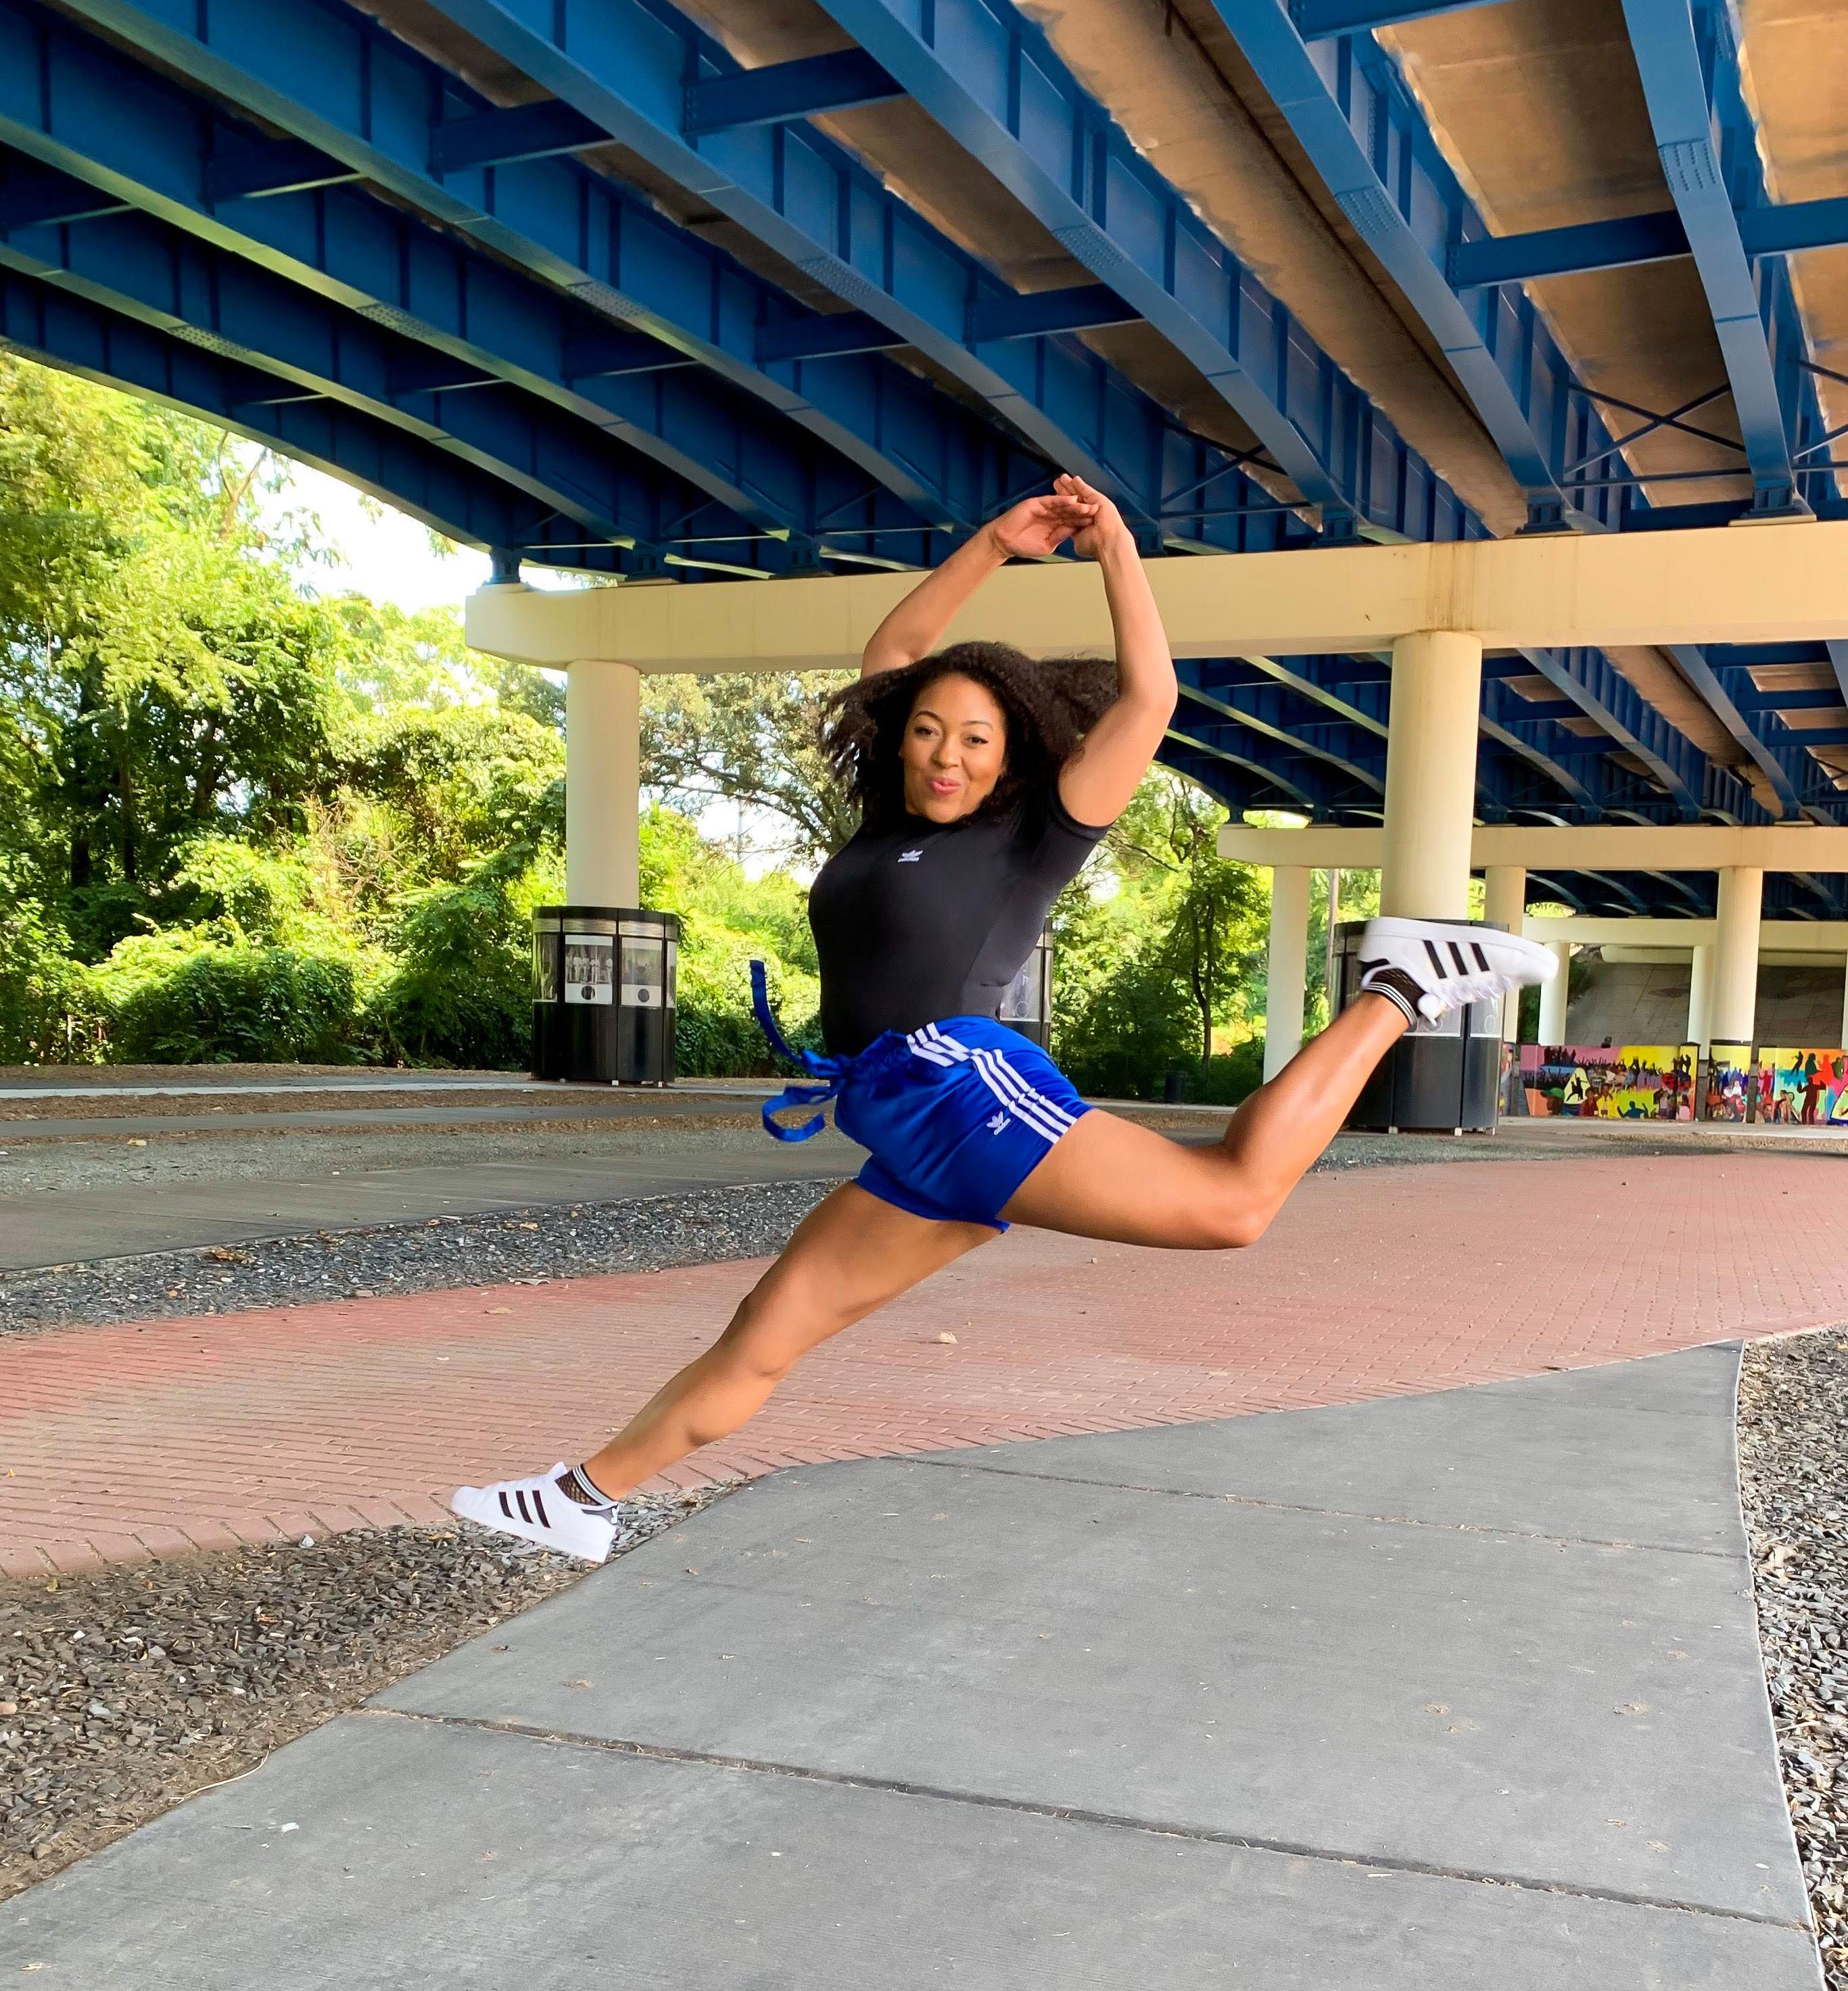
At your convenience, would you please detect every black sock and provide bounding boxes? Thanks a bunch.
[556,1464,619,1510]
[1358,962,1423,1026]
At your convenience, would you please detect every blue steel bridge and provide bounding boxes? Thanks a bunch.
[3,0,1848,919]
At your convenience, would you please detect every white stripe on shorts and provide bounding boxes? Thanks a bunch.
[906,1025,1075,1145]
[970,1046,1072,1143]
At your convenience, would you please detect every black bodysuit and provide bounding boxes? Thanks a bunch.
[807,788,1109,1057]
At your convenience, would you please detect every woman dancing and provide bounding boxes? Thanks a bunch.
[453,476,1557,1560]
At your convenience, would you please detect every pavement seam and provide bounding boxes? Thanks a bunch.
[359,1706,1815,1934]
[902,1457,1743,1560]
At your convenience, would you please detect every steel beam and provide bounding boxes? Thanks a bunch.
[0,1,1040,552]
[91,0,1203,530]
[0,178,802,575]
[16,0,1051,535]
[0,269,655,572]
[0,150,884,550]
[682,49,902,135]
[1295,0,1494,36]
[1620,0,1803,514]
[1177,666,1385,792]
[1663,642,1847,820]
[1211,1,1601,526]
[1164,721,1329,812]
[1452,198,1848,289]
[806,0,1471,540]
[1451,212,1690,289]
[1828,641,1848,706]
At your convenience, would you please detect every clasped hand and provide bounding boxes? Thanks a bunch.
[987,472,1131,562]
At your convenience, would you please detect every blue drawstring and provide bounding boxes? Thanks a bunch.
[750,959,848,1143]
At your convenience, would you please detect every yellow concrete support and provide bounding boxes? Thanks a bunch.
[1711,867,1765,1046]
[469,519,1848,671]
[1214,823,1848,872]
[1379,632,1482,918]
[565,661,641,907]
[1484,865,1527,1041]
[1687,942,1714,1049]
[1538,943,1572,1042]
[1521,915,1848,957]
[1263,867,1312,1081]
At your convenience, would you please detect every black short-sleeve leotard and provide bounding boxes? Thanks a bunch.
[807,786,1110,1057]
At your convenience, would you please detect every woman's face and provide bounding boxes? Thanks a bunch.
[899,672,1008,822]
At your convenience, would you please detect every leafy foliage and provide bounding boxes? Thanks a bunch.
[1,354,1288,1089]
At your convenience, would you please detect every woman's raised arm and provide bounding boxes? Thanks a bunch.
[858,491,1099,681]
[1053,475,1176,829]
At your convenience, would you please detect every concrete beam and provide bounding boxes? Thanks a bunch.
[1216,824,1848,872]
[1523,917,1848,955]
[467,521,1848,670]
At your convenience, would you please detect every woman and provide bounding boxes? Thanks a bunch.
[454,476,1557,1561]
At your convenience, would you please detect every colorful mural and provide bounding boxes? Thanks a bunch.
[1519,1044,1697,1120]
[1753,1047,1848,1126]
[1701,1044,1753,1122]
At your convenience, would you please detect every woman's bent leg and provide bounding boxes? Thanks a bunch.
[580,1183,997,1497]
[999,990,1407,1248]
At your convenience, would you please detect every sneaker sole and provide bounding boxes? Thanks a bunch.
[449,1487,613,1564]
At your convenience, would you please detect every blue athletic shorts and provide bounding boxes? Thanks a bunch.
[831,1017,1089,1230]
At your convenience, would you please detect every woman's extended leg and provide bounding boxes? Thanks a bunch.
[999,990,1408,1248]
[578,1183,997,1498]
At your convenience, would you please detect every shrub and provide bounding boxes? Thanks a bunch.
[369,872,531,1068]
[94,933,364,1064]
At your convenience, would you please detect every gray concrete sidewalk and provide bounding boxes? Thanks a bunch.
[0,1148,855,1272]
[7,1345,1823,1986]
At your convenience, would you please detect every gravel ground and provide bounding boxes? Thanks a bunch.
[0,1489,721,1902]
[0,1178,849,1336]
[1740,1327,1848,1988]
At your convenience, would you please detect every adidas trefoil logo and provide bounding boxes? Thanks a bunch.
[986,1111,1010,1134]
[898,847,923,863]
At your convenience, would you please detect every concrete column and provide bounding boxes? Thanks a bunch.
[1483,864,1527,1040]
[1710,865,1764,1046]
[1379,631,1484,918]
[1687,942,1714,1048]
[565,660,642,907]
[1537,942,1571,1043]
[1264,866,1312,1081]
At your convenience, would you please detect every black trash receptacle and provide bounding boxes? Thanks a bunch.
[533,907,679,1085]
[1333,919,1502,1133]
[997,930,1053,1049]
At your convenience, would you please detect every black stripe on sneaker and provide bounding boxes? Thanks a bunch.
[498,1490,513,1518]
[1471,942,1490,971]
[1448,940,1470,974]
[1424,938,1446,975]
[515,1489,532,1524]
[532,1489,550,1529]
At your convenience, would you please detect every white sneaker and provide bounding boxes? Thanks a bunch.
[1356,916,1557,1024]
[450,1461,618,1564]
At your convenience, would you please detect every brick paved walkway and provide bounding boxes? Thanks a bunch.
[5,1153,1846,1576]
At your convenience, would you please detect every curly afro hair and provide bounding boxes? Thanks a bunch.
[818,640,1119,834]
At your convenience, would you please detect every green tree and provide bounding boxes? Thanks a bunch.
[642,671,856,863]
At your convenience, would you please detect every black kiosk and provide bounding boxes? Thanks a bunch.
[1332,919,1502,1133]
[531,907,678,1085]
[997,930,1054,1049]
